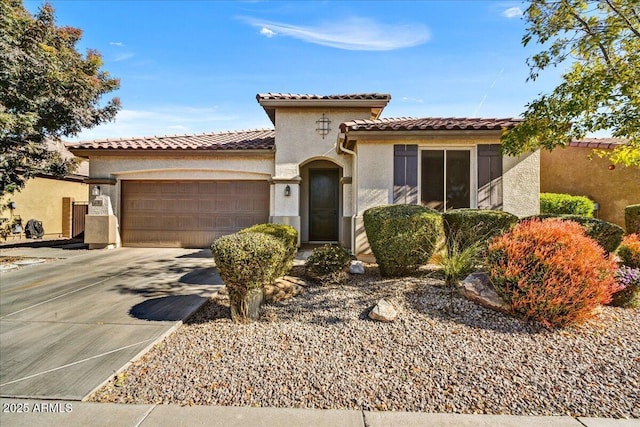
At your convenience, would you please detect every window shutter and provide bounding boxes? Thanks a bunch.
[393,145,418,204]
[477,144,503,209]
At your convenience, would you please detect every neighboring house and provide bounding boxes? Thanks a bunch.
[67,93,539,256]
[541,138,640,229]
[0,140,89,240]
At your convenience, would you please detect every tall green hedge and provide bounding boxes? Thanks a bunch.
[625,204,640,234]
[239,223,298,277]
[442,209,518,254]
[523,214,624,253]
[540,193,594,217]
[363,204,441,277]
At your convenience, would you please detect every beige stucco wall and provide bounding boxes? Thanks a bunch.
[1,177,88,238]
[352,133,540,256]
[503,150,540,217]
[271,107,371,244]
[541,147,640,228]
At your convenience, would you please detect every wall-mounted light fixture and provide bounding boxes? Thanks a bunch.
[284,185,291,197]
[315,113,331,139]
[91,185,101,197]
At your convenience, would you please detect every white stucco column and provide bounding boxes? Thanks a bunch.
[270,177,302,245]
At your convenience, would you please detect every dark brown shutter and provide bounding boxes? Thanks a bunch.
[477,144,503,209]
[393,145,418,204]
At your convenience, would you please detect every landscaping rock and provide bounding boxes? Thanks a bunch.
[461,272,511,315]
[349,260,365,274]
[369,298,398,322]
[264,276,306,303]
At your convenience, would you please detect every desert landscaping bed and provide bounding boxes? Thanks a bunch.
[91,267,640,418]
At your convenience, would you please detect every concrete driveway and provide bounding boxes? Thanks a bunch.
[0,247,222,401]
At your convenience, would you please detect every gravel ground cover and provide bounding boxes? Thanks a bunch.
[91,266,640,418]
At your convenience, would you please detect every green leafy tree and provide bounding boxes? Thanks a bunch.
[0,0,120,195]
[502,0,640,167]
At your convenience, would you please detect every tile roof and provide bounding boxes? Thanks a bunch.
[66,129,275,152]
[340,117,521,133]
[568,138,629,150]
[257,93,391,102]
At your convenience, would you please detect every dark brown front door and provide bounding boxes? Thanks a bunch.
[309,169,339,241]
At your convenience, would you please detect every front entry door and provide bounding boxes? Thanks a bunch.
[309,169,339,241]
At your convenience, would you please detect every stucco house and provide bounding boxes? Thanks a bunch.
[67,93,539,256]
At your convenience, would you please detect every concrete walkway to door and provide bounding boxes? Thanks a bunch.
[0,247,222,401]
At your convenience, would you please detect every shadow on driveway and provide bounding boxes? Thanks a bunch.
[129,295,209,321]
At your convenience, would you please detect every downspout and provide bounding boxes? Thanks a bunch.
[338,132,358,254]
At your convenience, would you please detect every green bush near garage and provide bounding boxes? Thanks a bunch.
[540,193,595,217]
[211,232,286,322]
[239,223,298,277]
[363,204,441,277]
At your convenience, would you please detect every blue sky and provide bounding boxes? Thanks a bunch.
[24,0,565,141]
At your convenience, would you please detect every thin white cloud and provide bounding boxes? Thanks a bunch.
[241,16,430,51]
[402,97,424,104]
[109,41,124,46]
[502,7,523,18]
[68,107,243,141]
[113,52,135,62]
[260,27,276,38]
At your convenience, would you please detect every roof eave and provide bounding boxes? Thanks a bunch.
[67,148,275,157]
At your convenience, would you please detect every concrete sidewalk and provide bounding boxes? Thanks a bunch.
[0,399,638,427]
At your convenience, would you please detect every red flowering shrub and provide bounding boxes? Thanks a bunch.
[617,234,640,269]
[488,219,619,328]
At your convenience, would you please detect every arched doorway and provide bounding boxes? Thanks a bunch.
[300,159,343,243]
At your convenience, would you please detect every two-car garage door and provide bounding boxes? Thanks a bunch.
[121,180,270,248]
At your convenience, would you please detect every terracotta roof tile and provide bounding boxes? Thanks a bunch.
[568,138,628,150]
[257,92,391,102]
[340,117,521,132]
[66,129,275,151]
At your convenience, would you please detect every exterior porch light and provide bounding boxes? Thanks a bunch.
[91,185,101,197]
[316,113,331,139]
[284,185,291,197]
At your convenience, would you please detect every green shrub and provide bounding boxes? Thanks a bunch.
[523,214,624,253]
[488,219,619,328]
[239,223,298,277]
[618,234,640,268]
[304,244,353,284]
[626,204,640,234]
[363,204,441,277]
[540,193,595,217]
[442,209,518,255]
[211,231,286,300]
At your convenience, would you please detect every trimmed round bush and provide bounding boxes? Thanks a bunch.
[211,231,286,300]
[617,233,640,268]
[523,214,624,253]
[239,223,298,277]
[488,219,619,328]
[304,244,353,284]
[540,192,594,217]
[363,204,441,277]
[442,209,518,254]
[626,204,640,234]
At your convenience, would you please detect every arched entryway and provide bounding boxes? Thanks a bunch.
[300,159,343,244]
